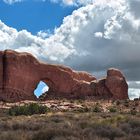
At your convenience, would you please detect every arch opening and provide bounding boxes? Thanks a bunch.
[34,81,49,98]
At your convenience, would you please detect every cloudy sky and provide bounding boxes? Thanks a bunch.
[0,0,140,99]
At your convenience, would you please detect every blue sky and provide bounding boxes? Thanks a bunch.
[34,81,48,98]
[0,0,77,34]
[0,0,140,99]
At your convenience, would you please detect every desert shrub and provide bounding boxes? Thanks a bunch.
[119,119,140,137]
[0,122,12,131]
[53,136,81,140]
[82,127,95,136]
[111,100,115,104]
[32,128,79,140]
[126,135,140,140]
[8,103,49,116]
[50,115,64,123]
[120,123,132,134]
[123,99,129,107]
[93,106,101,112]
[76,99,83,104]
[131,127,140,136]
[38,105,49,114]
[116,100,121,106]
[78,121,91,129]
[70,100,74,103]
[130,108,137,115]
[134,98,139,101]
[92,103,102,112]
[9,105,28,116]
[11,121,42,131]
[38,92,48,101]
[0,130,31,140]
[108,106,117,113]
[128,120,140,129]
[134,101,139,107]
[95,125,125,140]
[74,107,89,113]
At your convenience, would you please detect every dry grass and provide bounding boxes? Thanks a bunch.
[0,99,139,140]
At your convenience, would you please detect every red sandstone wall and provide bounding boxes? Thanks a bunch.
[0,50,128,102]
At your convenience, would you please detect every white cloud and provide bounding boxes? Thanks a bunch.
[3,0,23,4]
[49,0,94,6]
[50,0,74,6]
[129,88,140,100]
[0,20,76,62]
[42,86,49,93]
[49,0,127,7]
[94,32,103,38]
[128,81,140,89]
[128,81,140,99]
[37,30,53,39]
[3,0,93,6]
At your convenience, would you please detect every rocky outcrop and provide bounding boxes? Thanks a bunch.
[105,69,128,99]
[0,50,128,102]
[90,68,128,100]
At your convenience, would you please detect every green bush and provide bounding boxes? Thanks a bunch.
[130,108,137,115]
[108,106,117,113]
[116,100,121,106]
[92,103,102,112]
[123,99,129,107]
[74,107,89,113]
[8,103,49,116]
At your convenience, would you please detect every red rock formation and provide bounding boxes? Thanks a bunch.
[90,68,128,100]
[0,50,128,102]
[105,68,128,99]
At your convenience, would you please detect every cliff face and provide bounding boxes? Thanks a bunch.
[0,50,128,102]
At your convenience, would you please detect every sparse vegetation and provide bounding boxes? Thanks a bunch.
[0,99,138,140]
[8,103,49,116]
[130,108,137,115]
[92,103,102,112]
[0,111,139,140]
[116,100,121,106]
[123,99,129,107]
[108,106,117,113]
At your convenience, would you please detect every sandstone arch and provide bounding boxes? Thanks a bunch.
[0,50,128,102]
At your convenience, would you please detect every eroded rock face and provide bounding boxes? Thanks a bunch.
[90,68,128,100]
[0,50,128,102]
[105,68,128,99]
